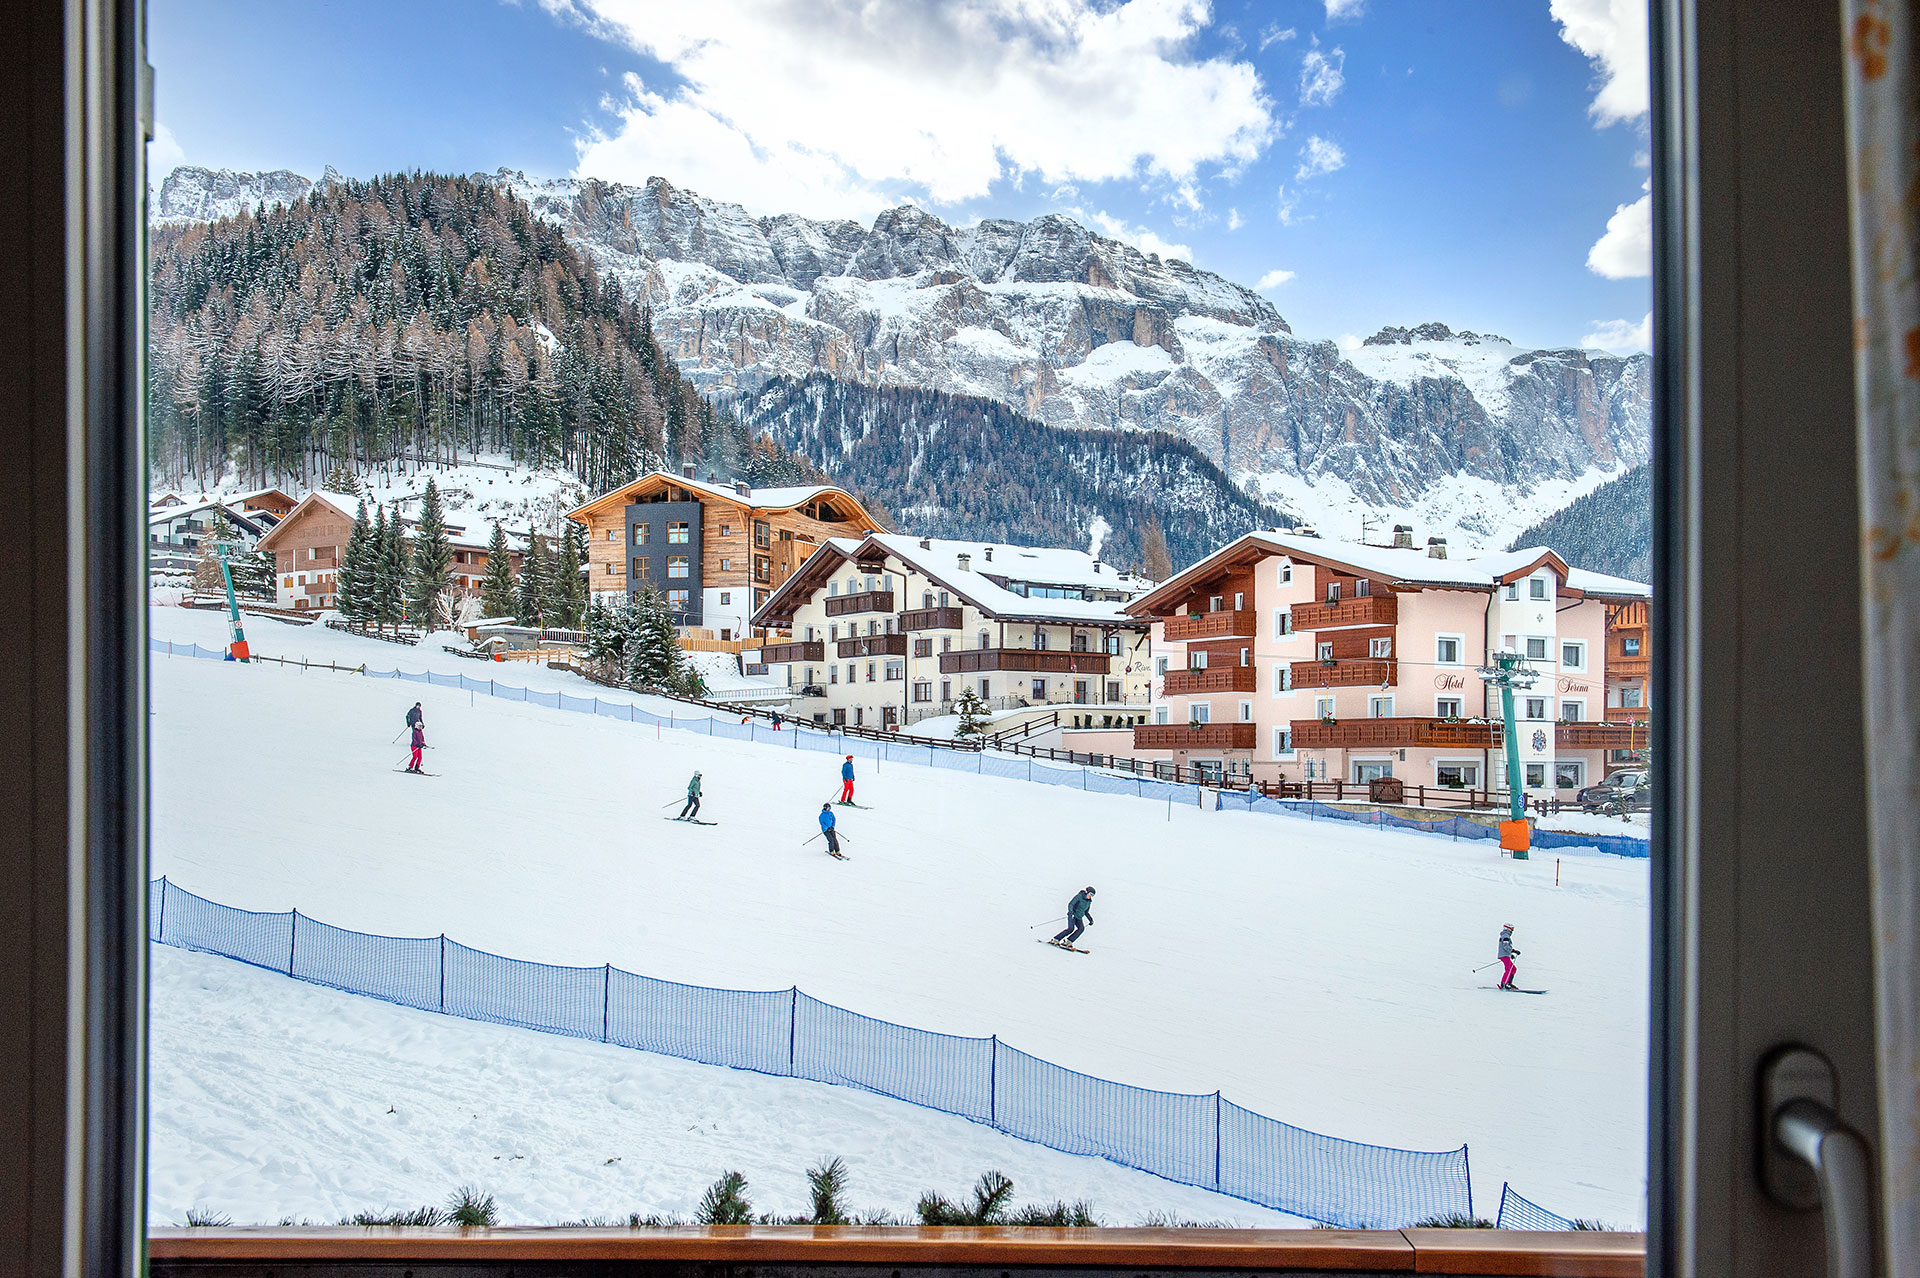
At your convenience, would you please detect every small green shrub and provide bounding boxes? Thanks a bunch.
[806,1156,852,1225]
[1136,1212,1233,1228]
[1412,1213,1494,1228]
[917,1170,1016,1225]
[1008,1200,1096,1226]
[697,1171,753,1225]
[628,1213,688,1227]
[342,1206,446,1227]
[1570,1219,1614,1231]
[446,1185,498,1227]
[182,1206,231,1228]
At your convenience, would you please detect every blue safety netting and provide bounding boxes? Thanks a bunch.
[1495,1181,1577,1229]
[146,876,1473,1227]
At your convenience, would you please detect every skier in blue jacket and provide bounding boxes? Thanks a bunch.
[818,802,841,856]
[839,755,856,804]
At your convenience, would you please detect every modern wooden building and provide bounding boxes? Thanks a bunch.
[749,532,1154,729]
[565,465,885,637]
[255,489,522,613]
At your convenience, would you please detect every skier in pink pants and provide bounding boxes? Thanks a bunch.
[1496,924,1521,989]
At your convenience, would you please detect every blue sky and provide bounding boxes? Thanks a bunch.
[149,0,1651,353]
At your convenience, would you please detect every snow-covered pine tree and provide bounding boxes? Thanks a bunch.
[625,586,681,690]
[407,478,453,629]
[478,523,516,619]
[372,507,410,633]
[515,525,547,628]
[954,686,990,736]
[320,463,360,497]
[336,500,373,622]
[549,522,588,629]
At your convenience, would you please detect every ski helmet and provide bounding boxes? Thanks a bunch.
[1501,923,1514,932]
[845,754,853,760]
[1085,886,1096,895]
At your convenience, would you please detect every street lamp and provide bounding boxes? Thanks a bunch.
[1477,648,1539,857]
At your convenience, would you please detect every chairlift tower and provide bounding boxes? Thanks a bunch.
[213,539,251,662]
[1477,648,1539,857]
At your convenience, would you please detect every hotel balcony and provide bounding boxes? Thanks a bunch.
[1162,609,1256,642]
[1556,720,1646,749]
[900,606,965,631]
[1290,594,1398,630]
[1290,717,1499,749]
[1289,658,1398,688]
[836,634,908,658]
[1133,722,1259,751]
[939,648,1111,675]
[824,590,895,617]
[759,641,824,664]
[1163,666,1259,695]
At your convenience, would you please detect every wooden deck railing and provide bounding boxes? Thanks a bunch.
[1290,593,1399,630]
[939,649,1111,675]
[824,590,895,617]
[1162,609,1256,642]
[1163,665,1259,695]
[1289,658,1398,688]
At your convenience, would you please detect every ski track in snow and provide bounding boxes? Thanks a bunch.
[149,606,1650,1229]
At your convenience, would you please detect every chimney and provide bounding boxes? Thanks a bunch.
[984,546,993,562]
[735,480,751,498]
[1297,524,1320,539]
[919,538,931,550]
[1427,537,1448,560]
[957,553,972,572]
[1393,524,1413,549]
[681,462,695,479]
[1092,559,1102,574]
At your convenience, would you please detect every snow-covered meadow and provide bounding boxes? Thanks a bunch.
[148,606,1650,1228]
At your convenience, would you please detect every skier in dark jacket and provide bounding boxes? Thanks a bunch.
[818,803,841,855]
[678,771,703,821]
[839,755,856,804]
[1051,887,1096,946]
[1496,924,1521,989]
[406,702,425,730]
[407,722,426,773]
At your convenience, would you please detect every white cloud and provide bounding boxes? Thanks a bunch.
[1075,207,1193,263]
[1259,23,1297,50]
[1275,185,1299,225]
[1582,312,1652,352]
[1586,192,1651,278]
[1324,0,1365,22]
[557,0,1279,220]
[148,121,186,186]
[1549,0,1649,125]
[1295,135,1346,180]
[1255,268,1296,289]
[1227,207,1244,230]
[1299,41,1346,106]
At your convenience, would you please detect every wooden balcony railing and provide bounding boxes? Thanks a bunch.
[1162,609,1256,642]
[1132,722,1259,750]
[1289,658,1397,688]
[1290,593,1398,630]
[1163,666,1259,695]
[759,641,824,664]
[940,648,1112,675]
[1556,721,1645,749]
[1604,705,1652,725]
[836,634,907,658]
[825,590,895,617]
[1608,654,1652,678]
[1290,717,1499,749]
[900,606,964,631]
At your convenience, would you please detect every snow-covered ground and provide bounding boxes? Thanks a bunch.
[150,945,1297,1227]
[149,606,1650,1229]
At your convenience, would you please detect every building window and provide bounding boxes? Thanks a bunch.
[1071,631,1089,653]
[1190,650,1209,670]
[940,679,951,702]
[1530,577,1549,599]
[719,524,731,537]
[829,667,838,684]
[1106,634,1121,655]
[718,592,731,606]
[1436,696,1463,718]
[667,589,690,612]
[885,661,903,681]
[1562,640,1586,669]
[1233,591,1245,610]
[1555,761,1587,790]
[1368,694,1395,718]
[668,556,689,578]
[1436,636,1461,665]
[1155,706,1170,724]
[849,664,858,683]
[1504,583,1519,600]
[1031,678,1047,700]
[755,522,770,549]
[828,581,839,597]
[978,631,991,649]
[1435,761,1480,787]
[634,525,649,545]
[633,556,648,576]
[1525,762,1548,788]
[1560,699,1585,721]
[605,563,617,575]
[1155,655,1169,676]
[1316,695,1337,719]
[1369,637,1391,658]
[914,638,932,657]
[1525,636,1549,660]
[1525,696,1548,720]
[1356,579,1370,597]
[607,528,617,541]
[1317,641,1333,661]
[1623,686,1644,708]
[1189,702,1211,724]
[754,559,770,583]
[1279,561,1293,584]
[979,678,991,699]
[1273,726,1293,757]
[1623,636,1643,655]
[1106,680,1121,701]
[1209,594,1224,612]
[719,558,731,572]
[1275,664,1293,693]
[1326,581,1341,602]
[1274,608,1292,637]
[1239,646,1251,666]
[667,521,690,544]
[941,636,953,652]
[1239,700,1253,722]
[913,681,932,703]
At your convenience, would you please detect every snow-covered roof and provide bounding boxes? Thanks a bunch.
[565,469,869,524]
[869,534,1152,594]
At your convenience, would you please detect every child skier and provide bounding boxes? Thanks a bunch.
[818,802,842,856]
[839,755,856,804]
[1050,887,1096,947]
[679,771,703,821]
[1496,924,1521,990]
[406,721,426,774]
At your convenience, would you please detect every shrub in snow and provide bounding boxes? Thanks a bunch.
[696,1171,753,1225]
[916,1170,1016,1225]
[340,1205,445,1227]
[805,1156,851,1225]
[182,1205,231,1228]
[1412,1212,1494,1228]
[446,1184,498,1227]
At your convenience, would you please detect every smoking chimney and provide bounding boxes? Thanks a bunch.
[1427,537,1448,560]
[1393,524,1414,549]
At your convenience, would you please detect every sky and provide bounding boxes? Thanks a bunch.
[148,0,1652,354]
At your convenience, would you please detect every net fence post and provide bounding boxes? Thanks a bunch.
[438,934,447,1011]
[602,963,611,1042]
[989,1035,998,1126]
[157,876,167,942]
[287,909,299,975]
[1213,1091,1222,1188]
[1462,1143,1474,1219]
[788,986,799,1075]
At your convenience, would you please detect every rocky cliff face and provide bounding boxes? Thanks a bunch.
[158,166,1651,549]
[152,166,322,225]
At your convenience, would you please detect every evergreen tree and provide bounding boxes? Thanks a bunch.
[320,463,361,497]
[478,522,517,619]
[550,522,588,629]
[336,500,373,622]
[407,477,453,628]
[515,526,548,627]
[370,507,409,632]
[625,586,682,689]
[954,686,990,736]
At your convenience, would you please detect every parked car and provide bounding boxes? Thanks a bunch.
[1578,770,1650,813]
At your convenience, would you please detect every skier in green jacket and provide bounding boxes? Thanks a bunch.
[1050,887,1096,947]
[678,771,703,821]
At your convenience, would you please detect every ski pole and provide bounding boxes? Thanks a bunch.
[802,833,823,847]
[1470,960,1501,972]
[1030,916,1067,929]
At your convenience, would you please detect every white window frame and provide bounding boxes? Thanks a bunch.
[1272,726,1293,758]
[1369,637,1392,658]
[1435,633,1464,666]
[1562,639,1588,671]
[1238,699,1253,722]
[1190,650,1209,670]
[1560,697,1588,722]
[1155,705,1170,724]
[1523,762,1548,789]
[1273,663,1293,694]
[1530,575,1549,600]
[1273,607,1292,638]
[1188,701,1211,724]
[1368,693,1395,718]
[1524,696,1549,721]
[1554,759,1587,790]
[1278,559,1293,584]
[1436,695,1464,719]
[1315,694,1336,720]
[1433,759,1482,788]
[1525,635,1549,661]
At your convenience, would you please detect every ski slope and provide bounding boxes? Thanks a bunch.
[149,606,1650,1228]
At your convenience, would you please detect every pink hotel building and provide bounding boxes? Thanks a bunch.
[1121,529,1651,796]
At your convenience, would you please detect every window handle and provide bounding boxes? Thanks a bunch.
[1760,1045,1877,1278]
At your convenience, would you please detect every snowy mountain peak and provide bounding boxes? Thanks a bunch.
[1363,322,1512,348]
[153,165,313,226]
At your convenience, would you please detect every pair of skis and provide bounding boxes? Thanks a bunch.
[1041,939,1089,955]
[393,767,438,777]
[666,816,718,826]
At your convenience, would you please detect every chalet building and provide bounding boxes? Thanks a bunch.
[147,488,295,577]
[1604,599,1652,763]
[1121,527,1650,795]
[255,489,522,612]
[749,533,1154,729]
[564,466,885,637]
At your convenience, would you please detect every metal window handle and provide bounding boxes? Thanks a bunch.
[1760,1046,1877,1278]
